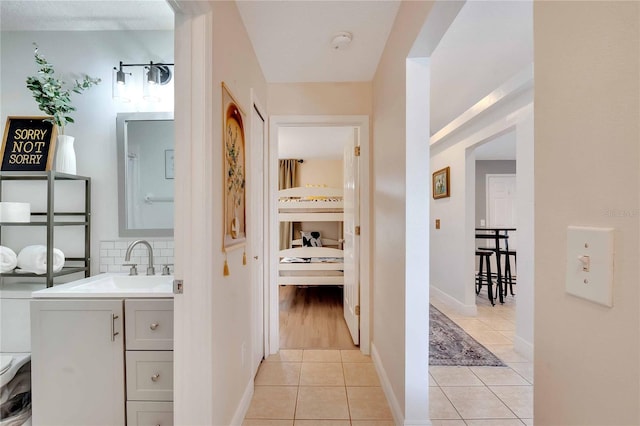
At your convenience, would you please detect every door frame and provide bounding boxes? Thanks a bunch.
[250,90,268,375]
[268,115,371,355]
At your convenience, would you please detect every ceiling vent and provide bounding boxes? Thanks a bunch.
[330,31,353,51]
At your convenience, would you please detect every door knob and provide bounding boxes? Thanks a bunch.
[254,256,259,260]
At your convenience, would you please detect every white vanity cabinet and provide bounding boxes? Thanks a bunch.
[31,299,126,426]
[31,297,173,426]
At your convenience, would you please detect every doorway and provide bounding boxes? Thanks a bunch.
[268,115,370,355]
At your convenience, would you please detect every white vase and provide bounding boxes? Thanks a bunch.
[56,135,76,175]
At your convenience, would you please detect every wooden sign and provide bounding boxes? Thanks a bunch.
[1,116,57,171]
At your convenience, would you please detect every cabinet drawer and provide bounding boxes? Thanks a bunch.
[125,299,173,350]
[126,401,173,426]
[126,351,173,401]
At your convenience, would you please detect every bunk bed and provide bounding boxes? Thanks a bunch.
[278,186,344,286]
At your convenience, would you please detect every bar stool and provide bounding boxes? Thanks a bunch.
[475,249,495,305]
[499,250,517,296]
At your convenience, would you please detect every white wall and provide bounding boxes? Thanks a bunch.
[534,2,640,423]
[427,0,534,353]
[430,87,533,319]
[371,1,434,422]
[0,31,174,274]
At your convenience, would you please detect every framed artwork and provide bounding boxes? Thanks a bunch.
[432,166,450,199]
[1,116,57,171]
[222,82,246,250]
[164,149,174,179]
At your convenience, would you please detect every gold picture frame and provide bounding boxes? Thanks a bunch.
[222,82,247,250]
[432,166,450,199]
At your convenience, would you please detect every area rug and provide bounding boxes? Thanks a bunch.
[429,305,506,367]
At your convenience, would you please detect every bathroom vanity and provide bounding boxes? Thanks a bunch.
[30,274,174,426]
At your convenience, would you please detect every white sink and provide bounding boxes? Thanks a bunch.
[32,273,174,298]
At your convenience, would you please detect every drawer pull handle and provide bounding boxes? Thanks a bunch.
[150,323,159,330]
[151,373,160,382]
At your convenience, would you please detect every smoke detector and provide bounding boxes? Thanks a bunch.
[330,31,353,50]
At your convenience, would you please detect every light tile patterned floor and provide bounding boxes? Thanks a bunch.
[243,349,394,425]
[244,292,532,425]
[429,290,533,425]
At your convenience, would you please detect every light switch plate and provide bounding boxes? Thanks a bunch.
[565,226,614,307]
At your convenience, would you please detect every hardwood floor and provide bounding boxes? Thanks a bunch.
[279,285,358,350]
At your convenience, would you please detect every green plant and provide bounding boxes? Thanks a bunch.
[25,43,101,134]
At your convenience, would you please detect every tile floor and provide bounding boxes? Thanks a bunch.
[244,292,533,426]
[243,349,394,425]
[429,291,533,425]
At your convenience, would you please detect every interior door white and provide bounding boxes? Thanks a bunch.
[251,103,266,372]
[343,129,360,345]
[486,174,517,250]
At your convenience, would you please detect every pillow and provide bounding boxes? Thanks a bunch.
[301,231,322,247]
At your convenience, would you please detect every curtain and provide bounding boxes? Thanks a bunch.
[279,159,298,250]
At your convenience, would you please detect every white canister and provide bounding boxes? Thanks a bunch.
[0,202,31,223]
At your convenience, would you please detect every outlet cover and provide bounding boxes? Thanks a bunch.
[565,226,614,307]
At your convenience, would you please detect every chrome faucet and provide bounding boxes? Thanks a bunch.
[124,240,155,275]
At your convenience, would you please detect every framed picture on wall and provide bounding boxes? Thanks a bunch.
[222,82,247,251]
[1,116,57,171]
[432,166,450,199]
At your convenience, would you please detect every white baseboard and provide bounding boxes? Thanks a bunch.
[430,286,477,316]
[230,377,255,426]
[371,343,403,425]
[513,334,534,361]
[371,344,433,426]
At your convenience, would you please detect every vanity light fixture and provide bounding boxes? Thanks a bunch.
[112,60,174,102]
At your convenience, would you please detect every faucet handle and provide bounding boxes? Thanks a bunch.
[161,264,174,276]
[123,263,138,276]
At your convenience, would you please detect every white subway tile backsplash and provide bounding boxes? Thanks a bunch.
[100,241,115,250]
[99,239,174,273]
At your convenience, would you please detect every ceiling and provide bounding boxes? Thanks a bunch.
[475,131,516,161]
[236,1,400,83]
[0,0,174,31]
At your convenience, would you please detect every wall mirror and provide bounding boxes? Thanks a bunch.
[117,112,174,237]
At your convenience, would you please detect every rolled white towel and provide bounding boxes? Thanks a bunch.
[0,246,17,273]
[16,245,65,275]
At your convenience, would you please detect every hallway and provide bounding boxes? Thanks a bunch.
[243,349,393,424]
[243,291,532,425]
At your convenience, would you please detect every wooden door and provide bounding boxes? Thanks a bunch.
[343,129,360,345]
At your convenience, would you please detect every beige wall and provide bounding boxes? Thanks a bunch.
[296,159,343,241]
[534,2,640,424]
[298,159,343,187]
[173,2,267,425]
[268,82,372,116]
[210,2,268,424]
[372,0,434,420]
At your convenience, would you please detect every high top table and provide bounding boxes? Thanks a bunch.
[475,227,516,304]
